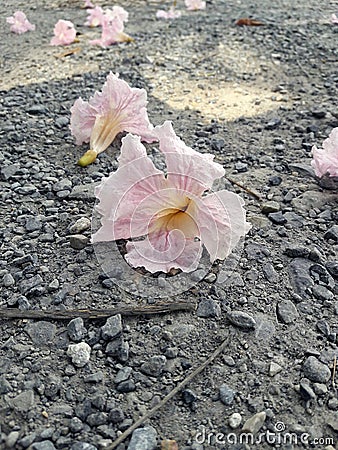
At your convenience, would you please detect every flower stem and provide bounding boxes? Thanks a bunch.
[78,149,97,167]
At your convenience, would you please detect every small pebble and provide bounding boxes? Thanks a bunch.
[227,310,256,330]
[67,342,91,367]
[302,356,331,383]
[228,412,242,429]
[242,411,266,434]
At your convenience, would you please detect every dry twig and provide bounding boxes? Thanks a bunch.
[106,333,232,450]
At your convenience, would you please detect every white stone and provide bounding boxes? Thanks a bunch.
[228,412,242,429]
[67,342,91,367]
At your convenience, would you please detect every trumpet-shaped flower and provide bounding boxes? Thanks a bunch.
[70,72,155,166]
[106,6,129,23]
[50,19,76,46]
[156,7,182,20]
[311,128,338,178]
[7,11,35,34]
[85,6,105,27]
[185,0,206,11]
[90,15,132,48]
[92,122,251,273]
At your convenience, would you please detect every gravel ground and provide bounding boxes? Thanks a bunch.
[1,0,338,449]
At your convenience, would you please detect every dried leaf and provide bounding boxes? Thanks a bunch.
[55,47,81,58]
[236,18,264,26]
[161,440,179,450]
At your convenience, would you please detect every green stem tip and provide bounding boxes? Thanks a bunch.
[78,150,97,167]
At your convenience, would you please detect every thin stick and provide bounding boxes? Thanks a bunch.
[0,302,196,321]
[332,355,337,390]
[225,176,262,201]
[106,333,232,450]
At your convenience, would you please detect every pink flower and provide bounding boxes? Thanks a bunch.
[90,15,132,47]
[185,0,206,11]
[85,6,105,27]
[6,11,35,34]
[84,0,95,7]
[70,72,155,166]
[156,7,182,20]
[92,122,251,273]
[106,6,129,23]
[311,128,338,178]
[50,19,76,46]
[332,13,338,24]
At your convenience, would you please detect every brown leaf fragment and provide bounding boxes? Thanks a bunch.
[54,47,81,58]
[161,440,179,450]
[236,18,265,26]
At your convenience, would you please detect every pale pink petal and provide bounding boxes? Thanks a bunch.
[85,6,105,27]
[92,134,166,242]
[70,98,97,145]
[156,7,181,19]
[70,72,155,158]
[106,6,129,23]
[90,16,132,47]
[7,11,35,34]
[125,230,202,273]
[331,13,338,24]
[311,128,338,177]
[196,190,251,262]
[185,0,206,11]
[154,121,225,195]
[50,19,76,46]
[84,0,95,7]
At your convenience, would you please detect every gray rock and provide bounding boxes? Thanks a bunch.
[285,246,310,258]
[10,389,34,412]
[48,279,60,291]
[324,225,338,242]
[283,212,304,228]
[303,356,331,383]
[26,321,56,346]
[196,299,221,318]
[227,311,256,330]
[20,274,43,295]
[71,443,98,450]
[0,375,12,394]
[25,216,42,232]
[67,317,87,342]
[312,285,334,301]
[269,362,283,376]
[262,263,278,283]
[18,432,37,448]
[105,336,129,362]
[69,183,98,201]
[3,273,15,287]
[229,412,242,429]
[326,261,338,279]
[299,379,316,400]
[101,315,122,340]
[242,411,266,434]
[69,417,84,433]
[328,398,338,410]
[69,235,89,250]
[291,190,337,213]
[261,201,280,214]
[276,300,299,324]
[127,426,157,450]
[69,217,91,234]
[115,366,132,384]
[219,384,235,405]
[67,342,91,367]
[268,211,287,225]
[313,383,328,395]
[109,408,125,424]
[84,371,104,383]
[86,412,108,427]
[32,442,56,450]
[53,178,72,192]
[1,163,20,180]
[288,258,314,298]
[116,380,136,393]
[140,355,167,377]
[6,431,20,448]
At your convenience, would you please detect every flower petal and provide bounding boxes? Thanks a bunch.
[92,134,166,242]
[125,230,202,273]
[70,98,97,145]
[311,127,338,177]
[50,19,76,46]
[196,190,251,262]
[7,11,35,34]
[154,121,225,195]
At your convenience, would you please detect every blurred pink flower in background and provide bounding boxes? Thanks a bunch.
[185,0,206,11]
[90,15,133,47]
[6,11,35,34]
[156,7,182,20]
[311,128,338,178]
[106,6,129,23]
[70,72,155,166]
[50,19,76,46]
[85,6,105,27]
[331,13,338,24]
[84,0,94,7]
[92,122,251,273]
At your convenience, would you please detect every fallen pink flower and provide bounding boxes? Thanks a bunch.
[6,11,35,34]
[84,0,95,7]
[90,15,133,48]
[85,6,105,27]
[70,72,155,166]
[50,19,76,46]
[156,7,181,20]
[106,6,129,23]
[92,122,251,273]
[185,0,206,11]
[332,13,338,24]
[311,128,338,178]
